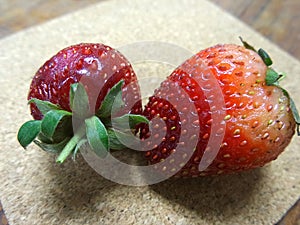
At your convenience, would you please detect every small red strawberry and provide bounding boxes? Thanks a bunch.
[28,43,141,120]
[141,40,299,177]
[18,43,147,163]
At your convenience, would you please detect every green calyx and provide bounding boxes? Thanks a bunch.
[240,37,300,135]
[17,80,149,163]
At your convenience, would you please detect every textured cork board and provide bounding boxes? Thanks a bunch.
[0,0,299,224]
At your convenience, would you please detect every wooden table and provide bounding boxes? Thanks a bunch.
[1,0,299,60]
[0,1,299,224]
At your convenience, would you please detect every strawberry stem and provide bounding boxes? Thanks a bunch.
[56,124,86,163]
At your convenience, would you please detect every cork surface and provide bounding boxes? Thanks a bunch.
[0,0,299,224]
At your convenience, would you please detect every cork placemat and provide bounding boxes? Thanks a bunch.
[0,0,299,224]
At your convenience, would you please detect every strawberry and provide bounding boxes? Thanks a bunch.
[141,40,299,177]
[18,43,147,163]
[28,43,141,120]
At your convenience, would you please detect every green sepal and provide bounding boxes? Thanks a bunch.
[112,114,149,130]
[289,97,300,136]
[20,80,149,163]
[239,37,273,66]
[37,133,52,144]
[69,83,78,111]
[85,116,109,158]
[239,36,256,52]
[97,80,125,118]
[73,139,88,160]
[51,117,73,143]
[258,48,273,66]
[17,120,42,148]
[41,110,72,141]
[107,128,141,150]
[107,129,128,150]
[28,98,61,116]
[33,137,70,154]
[265,68,284,86]
[70,82,90,118]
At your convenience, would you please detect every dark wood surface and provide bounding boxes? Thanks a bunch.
[1,0,299,59]
[0,1,299,225]
[210,0,300,59]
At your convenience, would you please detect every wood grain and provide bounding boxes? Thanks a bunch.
[276,198,300,225]
[209,0,300,59]
[0,0,299,59]
[0,0,106,38]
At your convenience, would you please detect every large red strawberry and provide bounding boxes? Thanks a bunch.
[18,43,147,163]
[141,40,299,177]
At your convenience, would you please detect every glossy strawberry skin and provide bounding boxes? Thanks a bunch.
[28,43,142,120]
[141,44,295,177]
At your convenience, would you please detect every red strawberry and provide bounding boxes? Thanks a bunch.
[18,43,147,163]
[28,43,141,120]
[141,41,299,177]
